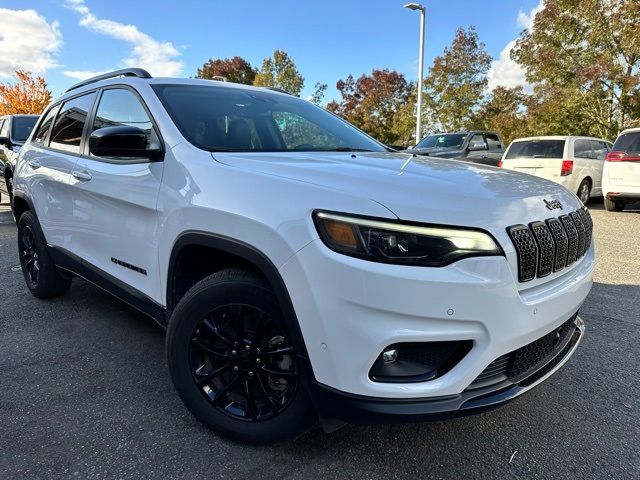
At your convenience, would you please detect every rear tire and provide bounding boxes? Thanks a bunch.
[166,268,316,444]
[604,196,624,212]
[17,211,71,298]
[577,179,591,205]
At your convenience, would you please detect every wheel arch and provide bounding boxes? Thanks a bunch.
[167,231,311,362]
[11,191,33,222]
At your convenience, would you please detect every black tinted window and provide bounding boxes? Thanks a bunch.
[612,132,640,155]
[33,106,59,144]
[50,92,97,153]
[12,116,38,142]
[505,140,565,159]
[415,133,466,149]
[91,88,158,156]
[152,84,385,153]
[574,139,593,158]
[486,134,502,150]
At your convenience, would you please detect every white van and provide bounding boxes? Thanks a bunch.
[603,128,640,211]
[500,136,612,204]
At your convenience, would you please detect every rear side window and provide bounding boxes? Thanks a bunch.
[49,92,97,154]
[574,139,594,159]
[591,140,608,160]
[12,117,37,142]
[485,134,502,151]
[33,106,60,144]
[612,132,640,155]
[505,140,565,159]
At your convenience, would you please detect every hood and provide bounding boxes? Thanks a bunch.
[211,151,582,233]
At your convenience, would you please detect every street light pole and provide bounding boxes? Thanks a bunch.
[404,3,425,145]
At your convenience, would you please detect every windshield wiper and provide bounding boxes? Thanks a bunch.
[323,147,375,152]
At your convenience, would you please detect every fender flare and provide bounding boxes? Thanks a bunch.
[167,231,311,362]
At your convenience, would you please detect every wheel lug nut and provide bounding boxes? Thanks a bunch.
[255,358,261,364]
[231,350,237,356]
[248,371,254,377]
[245,345,251,351]
[233,366,239,372]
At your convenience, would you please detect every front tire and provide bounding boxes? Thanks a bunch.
[604,196,624,212]
[166,268,316,444]
[17,211,71,298]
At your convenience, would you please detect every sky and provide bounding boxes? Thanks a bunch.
[0,0,543,101]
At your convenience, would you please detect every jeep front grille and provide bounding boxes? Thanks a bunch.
[508,208,592,283]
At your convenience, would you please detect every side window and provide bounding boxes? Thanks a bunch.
[485,134,502,151]
[0,119,9,137]
[49,92,97,153]
[469,134,487,149]
[573,139,593,159]
[592,140,607,161]
[272,111,342,150]
[33,106,60,144]
[91,88,158,157]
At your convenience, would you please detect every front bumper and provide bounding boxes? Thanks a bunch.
[310,316,584,423]
[280,239,594,400]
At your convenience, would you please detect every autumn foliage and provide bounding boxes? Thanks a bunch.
[0,70,52,116]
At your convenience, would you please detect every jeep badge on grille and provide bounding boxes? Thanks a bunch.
[544,199,563,210]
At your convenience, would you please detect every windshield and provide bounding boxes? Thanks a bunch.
[612,132,640,155]
[152,84,386,153]
[505,140,565,159]
[415,133,467,149]
[12,116,38,143]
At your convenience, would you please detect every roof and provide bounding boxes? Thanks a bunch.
[510,135,611,142]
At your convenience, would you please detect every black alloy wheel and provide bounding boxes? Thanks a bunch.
[20,225,40,288]
[189,304,299,421]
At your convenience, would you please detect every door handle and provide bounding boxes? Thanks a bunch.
[28,160,41,169]
[72,170,92,182]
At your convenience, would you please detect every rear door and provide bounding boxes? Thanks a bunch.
[20,93,97,248]
[501,139,566,180]
[68,86,164,301]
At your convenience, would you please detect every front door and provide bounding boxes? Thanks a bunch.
[68,87,164,303]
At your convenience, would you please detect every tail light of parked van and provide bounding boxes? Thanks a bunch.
[606,151,640,162]
[561,160,573,176]
[497,160,503,168]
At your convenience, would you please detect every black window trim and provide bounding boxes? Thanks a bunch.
[82,84,165,165]
[32,84,164,165]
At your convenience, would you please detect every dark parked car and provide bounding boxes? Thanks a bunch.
[0,114,39,204]
[404,131,505,166]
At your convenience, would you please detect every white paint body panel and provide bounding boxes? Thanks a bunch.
[13,77,595,400]
[603,128,640,197]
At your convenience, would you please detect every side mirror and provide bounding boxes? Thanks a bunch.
[89,126,163,160]
[0,136,12,147]
[468,140,487,152]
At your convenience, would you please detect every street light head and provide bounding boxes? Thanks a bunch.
[404,3,424,11]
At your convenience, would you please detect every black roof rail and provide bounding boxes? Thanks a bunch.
[65,68,152,93]
[261,86,292,95]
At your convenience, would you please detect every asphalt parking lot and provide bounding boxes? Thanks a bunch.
[0,200,638,480]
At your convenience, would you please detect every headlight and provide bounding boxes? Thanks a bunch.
[313,211,502,267]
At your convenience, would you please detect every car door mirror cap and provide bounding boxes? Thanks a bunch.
[89,126,163,161]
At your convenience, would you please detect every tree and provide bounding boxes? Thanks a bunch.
[512,0,640,138]
[0,70,52,116]
[327,69,415,145]
[195,56,256,85]
[253,50,304,96]
[423,27,492,132]
[469,86,530,144]
[309,82,328,106]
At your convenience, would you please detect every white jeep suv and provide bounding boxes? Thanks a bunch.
[13,69,594,444]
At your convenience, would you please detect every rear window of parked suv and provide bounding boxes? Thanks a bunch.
[505,140,565,159]
[612,132,640,155]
